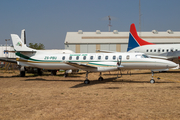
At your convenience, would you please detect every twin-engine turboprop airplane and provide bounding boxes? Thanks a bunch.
[11,34,177,84]
[127,23,180,66]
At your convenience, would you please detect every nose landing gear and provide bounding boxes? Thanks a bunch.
[150,71,155,83]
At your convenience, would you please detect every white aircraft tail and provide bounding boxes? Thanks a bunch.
[21,29,26,44]
[11,34,36,52]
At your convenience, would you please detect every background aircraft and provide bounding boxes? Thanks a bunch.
[127,23,180,67]
[10,34,177,84]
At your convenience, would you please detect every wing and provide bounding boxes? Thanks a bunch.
[96,49,119,53]
[65,62,97,71]
[0,57,17,63]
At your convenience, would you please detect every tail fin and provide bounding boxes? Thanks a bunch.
[11,34,36,52]
[127,23,155,51]
[21,29,26,45]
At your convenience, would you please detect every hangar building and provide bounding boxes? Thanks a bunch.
[0,44,15,58]
[64,30,180,53]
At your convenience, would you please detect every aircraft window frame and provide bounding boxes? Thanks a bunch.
[62,56,65,60]
[113,55,116,60]
[126,55,130,60]
[90,56,93,60]
[105,56,108,60]
[98,56,101,60]
[76,56,79,60]
[69,56,72,60]
[83,56,86,60]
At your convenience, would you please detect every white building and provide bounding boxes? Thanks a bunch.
[0,44,16,58]
[64,30,180,53]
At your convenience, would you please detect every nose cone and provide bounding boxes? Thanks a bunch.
[168,61,178,69]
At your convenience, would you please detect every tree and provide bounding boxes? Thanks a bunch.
[28,43,45,50]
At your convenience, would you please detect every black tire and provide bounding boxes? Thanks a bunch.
[150,79,155,84]
[84,79,90,84]
[51,70,57,76]
[98,77,103,81]
[20,71,25,77]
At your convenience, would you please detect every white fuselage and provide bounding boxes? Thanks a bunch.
[16,52,177,72]
[128,44,180,57]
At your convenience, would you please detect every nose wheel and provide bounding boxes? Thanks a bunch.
[150,79,155,83]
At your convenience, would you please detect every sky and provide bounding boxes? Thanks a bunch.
[0,0,180,49]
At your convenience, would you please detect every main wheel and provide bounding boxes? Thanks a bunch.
[84,79,90,84]
[20,71,25,77]
[98,77,103,81]
[64,73,68,77]
[150,79,155,84]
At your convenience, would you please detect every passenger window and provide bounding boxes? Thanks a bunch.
[126,55,130,60]
[171,49,173,52]
[83,56,86,60]
[105,56,108,60]
[175,49,178,51]
[113,55,116,60]
[69,56,72,60]
[162,49,164,52]
[76,56,79,60]
[146,50,148,52]
[167,49,169,52]
[62,56,65,60]
[158,49,160,52]
[98,56,101,60]
[154,49,156,52]
[150,50,152,52]
[119,55,122,60]
[90,56,93,60]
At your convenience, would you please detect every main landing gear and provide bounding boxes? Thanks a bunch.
[84,72,104,84]
[150,71,155,83]
[98,72,103,81]
[20,66,25,77]
[84,71,90,84]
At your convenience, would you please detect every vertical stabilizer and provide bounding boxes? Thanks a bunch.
[11,34,35,52]
[127,23,155,51]
[21,29,26,45]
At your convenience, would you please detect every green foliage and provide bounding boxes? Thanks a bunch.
[28,43,45,50]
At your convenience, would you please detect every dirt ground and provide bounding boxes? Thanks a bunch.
[1,69,180,120]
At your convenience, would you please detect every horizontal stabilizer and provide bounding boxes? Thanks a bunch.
[4,50,36,53]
